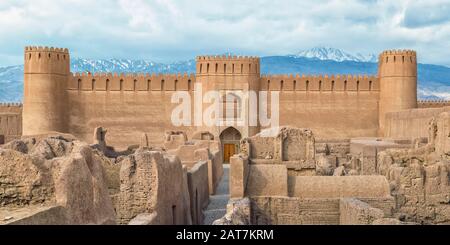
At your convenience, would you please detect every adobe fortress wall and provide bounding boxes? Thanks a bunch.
[19,46,427,148]
[260,74,380,139]
[65,72,196,148]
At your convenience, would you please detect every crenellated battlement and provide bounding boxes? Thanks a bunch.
[25,46,69,53]
[418,100,450,108]
[24,46,70,75]
[379,49,416,57]
[196,55,260,75]
[68,72,196,91]
[0,103,22,114]
[259,74,379,91]
[0,102,23,107]
[196,55,259,62]
[378,49,417,67]
[378,49,417,78]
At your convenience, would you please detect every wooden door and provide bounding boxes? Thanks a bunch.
[223,144,236,163]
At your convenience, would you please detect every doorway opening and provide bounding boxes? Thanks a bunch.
[219,127,242,163]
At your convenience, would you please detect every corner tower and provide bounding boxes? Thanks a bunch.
[23,46,70,135]
[378,49,417,136]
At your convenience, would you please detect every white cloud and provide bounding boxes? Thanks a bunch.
[0,0,449,66]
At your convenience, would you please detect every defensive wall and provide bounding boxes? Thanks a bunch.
[0,46,440,149]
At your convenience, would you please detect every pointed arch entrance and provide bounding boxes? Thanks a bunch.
[219,127,242,163]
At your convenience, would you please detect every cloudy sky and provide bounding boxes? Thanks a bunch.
[0,0,449,66]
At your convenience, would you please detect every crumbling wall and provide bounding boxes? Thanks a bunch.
[339,198,384,225]
[166,134,223,195]
[213,198,251,225]
[187,161,209,225]
[377,112,450,224]
[0,135,116,225]
[242,126,316,175]
[315,139,350,169]
[117,149,191,225]
[163,131,188,150]
[208,149,223,194]
[349,138,412,175]
[246,164,288,197]
[251,197,341,225]
[230,154,250,198]
[288,175,392,200]
[245,127,314,161]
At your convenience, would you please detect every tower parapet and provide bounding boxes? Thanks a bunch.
[22,46,70,135]
[378,49,418,136]
[196,55,260,75]
[378,49,417,77]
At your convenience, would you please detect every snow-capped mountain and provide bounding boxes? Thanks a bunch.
[71,58,196,74]
[0,48,449,102]
[293,47,377,63]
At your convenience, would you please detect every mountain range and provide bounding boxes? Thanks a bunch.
[1,47,449,102]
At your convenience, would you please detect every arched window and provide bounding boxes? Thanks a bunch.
[331,80,335,91]
[134,79,138,91]
[280,80,284,91]
[92,79,96,90]
[357,80,360,91]
[188,80,192,91]
[207,63,210,73]
[344,80,348,91]
[161,79,165,91]
[199,64,203,73]
[224,64,227,74]
[386,57,388,63]
[369,81,372,91]
[174,79,178,90]
[293,80,297,91]
[232,64,235,73]
[215,63,218,73]
[120,79,124,91]
[319,80,322,91]
[267,80,271,90]
[147,80,151,91]
[241,64,244,74]
[306,80,309,91]
[78,79,82,90]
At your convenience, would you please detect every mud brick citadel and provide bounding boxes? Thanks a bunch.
[0,46,449,225]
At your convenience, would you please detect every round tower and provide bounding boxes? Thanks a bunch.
[23,46,70,135]
[378,49,418,136]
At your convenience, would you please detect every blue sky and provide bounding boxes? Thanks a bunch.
[0,0,449,66]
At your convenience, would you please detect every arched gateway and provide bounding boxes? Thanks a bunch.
[219,127,242,163]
